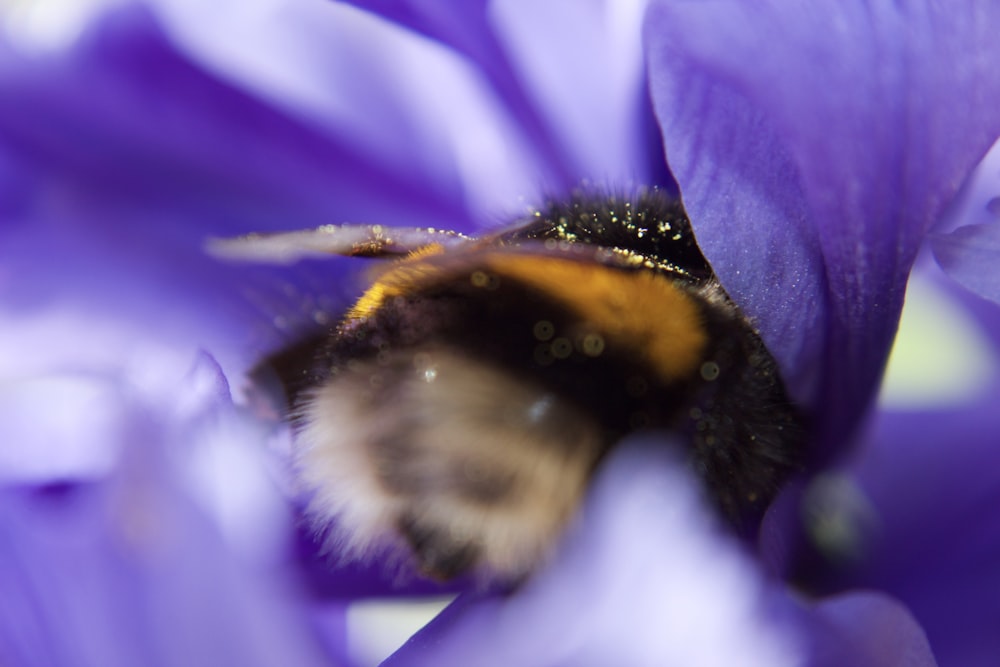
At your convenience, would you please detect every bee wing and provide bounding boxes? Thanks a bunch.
[205,224,474,264]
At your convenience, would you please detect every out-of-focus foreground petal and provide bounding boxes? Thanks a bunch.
[0,354,341,667]
[383,438,936,667]
[644,0,1000,456]
[385,438,802,667]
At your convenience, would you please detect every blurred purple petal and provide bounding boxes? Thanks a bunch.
[645,0,1000,455]
[387,438,802,667]
[336,0,572,189]
[147,0,549,218]
[0,372,125,483]
[386,438,939,666]
[933,138,1000,235]
[337,0,498,69]
[0,5,464,233]
[932,223,1000,304]
[931,139,1000,304]
[294,535,467,601]
[804,403,1000,667]
[802,592,935,667]
[0,356,339,667]
[344,0,662,191]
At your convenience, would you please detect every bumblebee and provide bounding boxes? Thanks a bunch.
[211,188,804,582]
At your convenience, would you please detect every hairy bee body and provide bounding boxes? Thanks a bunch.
[230,189,804,582]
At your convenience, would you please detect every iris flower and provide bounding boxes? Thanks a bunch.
[2,1,999,665]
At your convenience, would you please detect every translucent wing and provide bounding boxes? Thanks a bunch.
[206,224,474,264]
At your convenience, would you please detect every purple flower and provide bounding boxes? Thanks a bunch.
[2,1,999,666]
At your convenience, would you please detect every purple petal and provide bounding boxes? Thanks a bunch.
[0,372,126,483]
[343,0,665,191]
[801,592,936,667]
[0,356,339,667]
[931,139,1000,304]
[147,0,554,217]
[932,223,1000,304]
[336,0,497,68]
[294,541,467,601]
[386,438,802,667]
[823,403,1000,667]
[761,266,1000,667]
[0,5,465,233]
[384,438,939,667]
[645,0,1000,456]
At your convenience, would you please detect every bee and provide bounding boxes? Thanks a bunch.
[210,188,804,583]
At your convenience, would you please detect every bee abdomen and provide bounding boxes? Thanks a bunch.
[295,348,604,581]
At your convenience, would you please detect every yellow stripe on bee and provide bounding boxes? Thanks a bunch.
[347,251,707,381]
[482,255,707,381]
[347,244,446,319]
